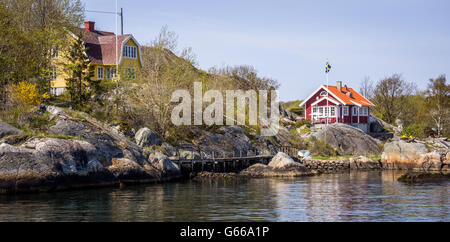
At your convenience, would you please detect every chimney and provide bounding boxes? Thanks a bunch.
[336,81,342,91]
[84,21,95,32]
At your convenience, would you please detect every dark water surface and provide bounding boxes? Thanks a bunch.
[0,171,448,221]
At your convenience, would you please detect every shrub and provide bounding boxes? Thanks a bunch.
[308,138,337,156]
[11,81,41,106]
[402,124,425,138]
[296,119,311,128]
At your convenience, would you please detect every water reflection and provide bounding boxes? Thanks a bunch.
[0,171,448,222]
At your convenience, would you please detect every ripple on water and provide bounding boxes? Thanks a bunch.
[0,171,448,222]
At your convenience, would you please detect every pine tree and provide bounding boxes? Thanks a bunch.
[63,36,96,109]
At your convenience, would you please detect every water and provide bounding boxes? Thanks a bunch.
[0,171,448,222]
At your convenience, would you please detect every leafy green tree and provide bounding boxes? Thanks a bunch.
[371,74,416,124]
[63,36,96,109]
[0,0,84,95]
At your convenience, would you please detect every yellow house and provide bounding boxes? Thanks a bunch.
[50,21,143,96]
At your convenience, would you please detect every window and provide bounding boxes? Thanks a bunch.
[97,67,104,79]
[324,107,329,117]
[352,106,358,116]
[330,106,336,116]
[50,67,57,80]
[50,46,59,59]
[360,107,368,116]
[312,107,317,114]
[125,67,136,80]
[123,45,137,59]
[320,91,328,97]
[318,107,323,116]
[106,67,117,80]
[343,106,349,116]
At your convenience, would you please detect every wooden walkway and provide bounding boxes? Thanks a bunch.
[169,146,299,173]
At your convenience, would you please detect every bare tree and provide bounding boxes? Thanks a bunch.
[426,75,449,136]
[359,76,374,100]
[151,25,178,52]
[209,65,279,90]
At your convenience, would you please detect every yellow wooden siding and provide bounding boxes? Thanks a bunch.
[51,35,142,89]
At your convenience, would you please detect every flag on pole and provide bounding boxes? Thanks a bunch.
[325,62,331,73]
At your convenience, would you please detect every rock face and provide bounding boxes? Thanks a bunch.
[0,107,181,193]
[240,152,314,177]
[398,172,450,183]
[311,123,381,155]
[349,156,381,170]
[381,140,428,170]
[48,117,146,167]
[135,127,161,147]
[381,140,449,173]
[0,121,23,139]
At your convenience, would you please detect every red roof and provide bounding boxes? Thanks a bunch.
[76,28,131,65]
[324,85,374,106]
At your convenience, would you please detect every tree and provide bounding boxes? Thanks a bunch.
[63,36,95,109]
[359,76,373,100]
[209,65,280,91]
[151,25,178,52]
[371,74,415,124]
[0,0,84,95]
[425,75,449,137]
[126,45,195,138]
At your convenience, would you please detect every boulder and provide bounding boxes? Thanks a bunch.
[416,152,443,172]
[161,142,177,157]
[268,152,301,169]
[381,140,428,170]
[45,105,65,120]
[240,152,313,178]
[148,152,181,177]
[398,172,450,183]
[349,156,380,170]
[0,121,23,139]
[311,123,381,155]
[135,127,161,147]
[298,150,312,159]
[108,158,159,181]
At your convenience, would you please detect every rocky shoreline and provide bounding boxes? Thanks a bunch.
[0,106,449,194]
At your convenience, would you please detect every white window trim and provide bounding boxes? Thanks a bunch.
[123,45,137,59]
[313,105,337,117]
[50,67,57,80]
[352,106,359,116]
[125,67,136,80]
[343,106,349,116]
[360,107,368,116]
[97,66,104,79]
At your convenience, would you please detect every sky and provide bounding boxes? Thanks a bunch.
[82,0,449,101]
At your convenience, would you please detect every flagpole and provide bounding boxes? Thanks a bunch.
[326,64,329,127]
[115,0,118,83]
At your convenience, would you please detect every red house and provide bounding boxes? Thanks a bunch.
[299,81,375,133]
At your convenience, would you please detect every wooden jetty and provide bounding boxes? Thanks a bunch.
[169,146,300,173]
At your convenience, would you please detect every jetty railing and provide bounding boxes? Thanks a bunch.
[169,146,300,173]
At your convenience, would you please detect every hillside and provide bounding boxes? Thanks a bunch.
[281,100,303,116]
